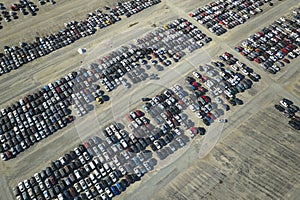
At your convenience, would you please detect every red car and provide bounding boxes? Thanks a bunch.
[171,118,180,127]
[145,123,153,130]
[125,114,133,122]
[282,58,290,63]
[207,113,216,120]
[201,75,208,82]
[254,58,261,63]
[190,127,198,134]
[224,52,232,58]
[68,116,74,122]
[83,142,90,149]
[197,86,205,93]
[135,110,143,117]
[201,95,209,103]
[192,81,200,87]
[69,187,76,197]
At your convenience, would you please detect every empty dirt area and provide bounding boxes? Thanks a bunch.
[150,98,300,200]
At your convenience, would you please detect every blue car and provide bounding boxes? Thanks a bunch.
[116,182,123,192]
[111,186,120,195]
[132,157,141,166]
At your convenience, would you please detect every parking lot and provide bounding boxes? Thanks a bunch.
[0,0,161,75]
[0,0,300,200]
[190,0,282,36]
[235,8,300,75]
[149,99,300,200]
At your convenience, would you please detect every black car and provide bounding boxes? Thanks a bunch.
[45,167,52,177]
[150,143,157,151]
[289,104,299,113]
[129,144,139,153]
[274,104,285,112]
[289,120,300,130]
[138,138,147,148]
[203,118,210,126]
[141,97,151,101]
[136,142,144,151]
[125,174,135,184]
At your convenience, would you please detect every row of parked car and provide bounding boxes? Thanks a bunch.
[13,134,146,200]
[190,0,267,36]
[0,0,54,29]
[235,10,300,74]
[0,16,211,161]
[0,0,161,76]
[10,48,263,197]
[187,53,260,124]
[0,72,77,161]
[13,98,203,200]
[274,98,300,130]
[0,61,116,160]
[14,113,175,200]
[139,86,204,159]
[95,18,211,94]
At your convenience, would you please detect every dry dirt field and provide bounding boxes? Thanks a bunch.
[0,0,299,200]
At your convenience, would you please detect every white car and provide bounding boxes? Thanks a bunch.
[218,119,228,123]
[24,179,31,189]
[100,193,108,200]
[98,143,106,152]
[95,182,103,193]
[174,128,181,136]
[74,147,81,156]
[85,189,93,199]
[143,161,152,171]
[103,163,111,173]
[154,140,161,150]
[35,133,41,141]
[109,172,118,183]
[131,121,139,128]
[43,190,50,199]
[79,156,86,165]
[118,166,127,175]
[93,168,102,179]
[119,130,128,138]
[105,187,113,198]
[134,167,142,177]
[89,161,96,170]
[103,152,111,161]
[100,167,107,176]
[280,100,289,108]
[18,182,25,192]
[74,183,82,193]
[74,170,81,180]
[79,180,87,190]
[189,104,196,112]
[129,133,137,143]
[34,173,42,183]
[161,113,168,120]
[59,156,67,166]
[192,71,201,79]
[176,138,185,147]
[83,152,90,160]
